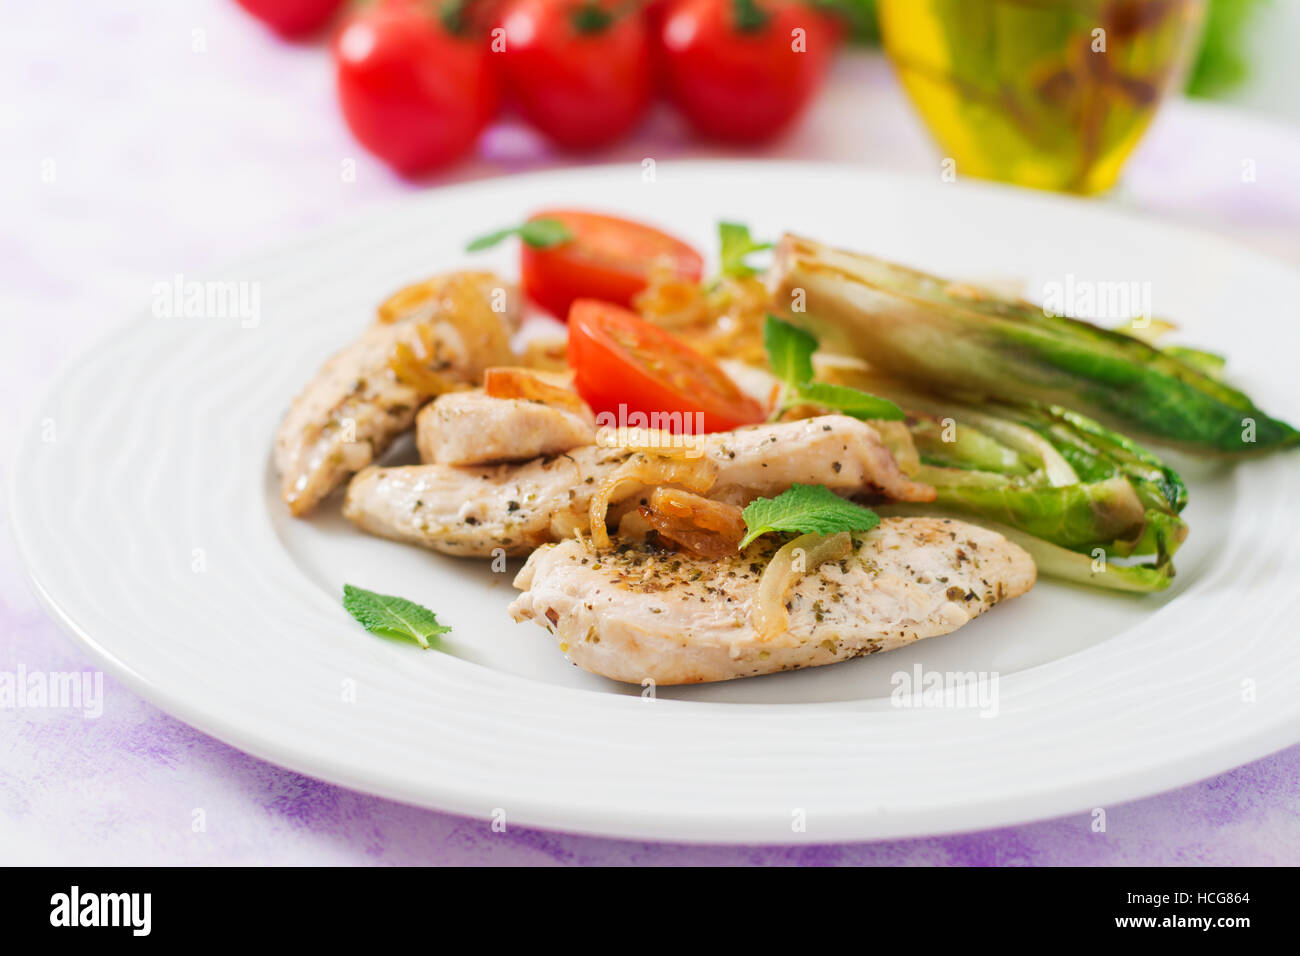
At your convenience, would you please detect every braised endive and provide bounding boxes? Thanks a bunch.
[767,234,1299,454]
[759,315,1188,593]
[824,367,1189,592]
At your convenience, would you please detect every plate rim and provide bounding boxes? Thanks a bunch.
[17,558,1300,844]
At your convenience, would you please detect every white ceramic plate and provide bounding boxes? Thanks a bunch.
[12,162,1300,843]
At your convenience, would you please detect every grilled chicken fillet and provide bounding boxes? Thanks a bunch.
[344,415,935,556]
[415,390,596,466]
[509,517,1035,684]
[274,271,518,516]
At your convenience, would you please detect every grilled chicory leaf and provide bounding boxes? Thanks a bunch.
[769,234,1298,454]
[818,364,1188,592]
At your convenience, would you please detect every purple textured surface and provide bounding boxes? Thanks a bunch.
[3,2,1299,864]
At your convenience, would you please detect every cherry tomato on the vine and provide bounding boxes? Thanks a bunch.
[659,0,836,143]
[333,1,498,175]
[499,0,653,150]
[233,0,345,38]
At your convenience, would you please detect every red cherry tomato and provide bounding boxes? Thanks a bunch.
[643,0,679,86]
[521,210,703,319]
[233,0,344,38]
[333,4,498,175]
[659,0,835,143]
[568,299,766,433]
[499,0,652,150]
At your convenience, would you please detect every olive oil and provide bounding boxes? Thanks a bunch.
[879,0,1206,194]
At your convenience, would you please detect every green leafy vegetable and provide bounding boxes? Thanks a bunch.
[770,235,1299,453]
[1164,345,1226,379]
[795,381,903,420]
[763,314,903,421]
[718,221,773,278]
[915,467,1150,554]
[466,218,572,253]
[763,311,817,385]
[739,483,881,548]
[818,365,1190,592]
[908,412,1031,475]
[342,584,451,649]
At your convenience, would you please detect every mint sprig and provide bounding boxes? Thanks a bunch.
[718,221,773,278]
[764,309,816,385]
[739,483,881,548]
[764,314,903,421]
[794,381,903,420]
[342,584,451,649]
[466,218,573,253]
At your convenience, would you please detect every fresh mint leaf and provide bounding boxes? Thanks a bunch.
[739,483,881,548]
[342,584,451,650]
[466,218,572,253]
[518,218,573,247]
[764,314,817,388]
[719,221,772,278]
[762,315,903,421]
[465,227,515,252]
[795,381,904,421]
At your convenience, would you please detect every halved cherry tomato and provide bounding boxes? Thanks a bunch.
[568,299,766,433]
[522,210,703,319]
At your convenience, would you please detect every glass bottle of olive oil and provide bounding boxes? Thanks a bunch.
[879,0,1207,194]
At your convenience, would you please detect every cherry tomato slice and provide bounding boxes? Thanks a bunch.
[568,299,766,434]
[522,210,703,319]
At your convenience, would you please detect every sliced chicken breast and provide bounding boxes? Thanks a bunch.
[509,517,1036,684]
[415,390,596,466]
[344,415,935,556]
[345,444,632,556]
[274,271,518,516]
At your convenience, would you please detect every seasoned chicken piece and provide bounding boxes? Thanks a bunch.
[509,517,1035,684]
[415,390,596,466]
[343,416,935,556]
[345,444,631,556]
[274,271,518,516]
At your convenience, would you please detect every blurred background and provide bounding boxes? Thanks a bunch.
[215,0,1298,187]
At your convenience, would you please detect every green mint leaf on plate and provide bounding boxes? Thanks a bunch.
[466,218,572,253]
[763,314,903,421]
[465,227,515,253]
[795,381,904,421]
[342,584,451,650]
[719,221,773,278]
[739,483,881,548]
[764,313,817,387]
[518,218,573,247]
